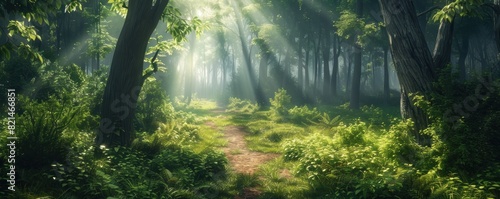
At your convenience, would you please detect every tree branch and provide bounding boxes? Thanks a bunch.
[417,6,440,17]
[140,49,160,87]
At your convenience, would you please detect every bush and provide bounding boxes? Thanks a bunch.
[416,69,500,176]
[270,88,292,122]
[0,55,38,106]
[332,120,368,146]
[25,61,86,101]
[16,96,80,169]
[287,105,321,124]
[135,80,175,133]
[284,131,416,198]
[151,145,227,187]
[227,97,259,113]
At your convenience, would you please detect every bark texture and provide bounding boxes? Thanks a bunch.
[433,18,455,71]
[379,0,436,145]
[494,1,500,52]
[98,0,169,147]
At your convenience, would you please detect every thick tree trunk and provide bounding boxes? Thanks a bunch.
[379,0,436,145]
[98,0,169,147]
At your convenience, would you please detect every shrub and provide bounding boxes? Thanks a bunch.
[380,119,422,165]
[0,55,38,107]
[283,139,306,161]
[287,105,320,124]
[416,69,500,176]
[227,97,259,113]
[287,132,414,198]
[25,61,86,101]
[269,88,292,122]
[151,145,227,187]
[17,95,80,169]
[135,80,175,133]
[332,120,368,146]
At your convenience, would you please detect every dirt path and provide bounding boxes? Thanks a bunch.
[205,121,279,174]
[221,125,279,174]
[205,110,281,199]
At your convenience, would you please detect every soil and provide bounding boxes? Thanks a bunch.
[205,119,280,199]
[205,121,279,174]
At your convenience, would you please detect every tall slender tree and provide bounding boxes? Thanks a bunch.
[350,0,363,109]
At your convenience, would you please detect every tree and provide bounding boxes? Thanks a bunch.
[98,0,172,147]
[378,0,455,144]
[231,0,266,105]
[350,0,363,109]
[0,0,83,62]
[492,0,500,51]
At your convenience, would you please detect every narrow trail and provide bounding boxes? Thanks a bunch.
[205,121,279,174]
[221,125,279,174]
[205,114,280,199]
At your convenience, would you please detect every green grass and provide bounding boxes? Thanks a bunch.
[257,158,309,199]
[194,125,227,153]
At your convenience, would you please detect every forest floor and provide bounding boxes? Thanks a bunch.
[207,122,279,174]
[205,111,280,199]
[188,102,310,198]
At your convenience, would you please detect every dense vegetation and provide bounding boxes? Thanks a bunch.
[1,0,500,198]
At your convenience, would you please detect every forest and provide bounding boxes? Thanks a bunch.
[1,0,500,198]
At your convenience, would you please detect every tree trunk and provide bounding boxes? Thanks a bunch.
[305,44,310,94]
[494,0,500,52]
[298,34,304,93]
[259,50,269,90]
[313,36,320,94]
[322,27,331,101]
[346,48,352,94]
[232,0,265,105]
[350,0,363,109]
[350,45,362,109]
[458,33,470,80]
[379,0,446,145]
[184,33,196,105]
[331,36,340,98]
[433,18,455,72]
[98,0,169,147]
[383,46,390,104]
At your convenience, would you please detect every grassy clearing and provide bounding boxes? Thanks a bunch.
[160,98,500,199]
